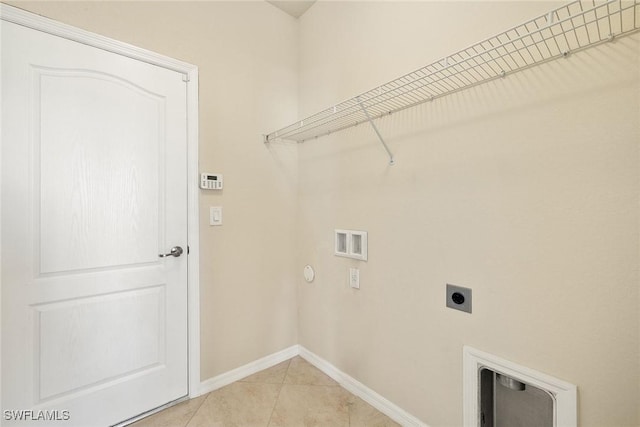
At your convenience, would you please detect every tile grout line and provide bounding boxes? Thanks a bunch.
[182,392,210,427]
[265,358,293,426]
[136,356,398,427]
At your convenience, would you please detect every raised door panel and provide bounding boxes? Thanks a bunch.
[36,68,165,275]
[35,286,166,401]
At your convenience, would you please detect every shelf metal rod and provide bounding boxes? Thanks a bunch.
[358,97,395,166]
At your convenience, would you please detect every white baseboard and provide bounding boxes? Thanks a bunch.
[298,346,428,427]
[198,345,299,396]
[198,344,426,426]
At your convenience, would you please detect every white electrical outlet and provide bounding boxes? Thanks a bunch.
[349,268,360,289]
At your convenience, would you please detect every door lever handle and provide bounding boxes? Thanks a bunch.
[159,246,183,258]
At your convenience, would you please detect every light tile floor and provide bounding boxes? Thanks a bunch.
[130,356,400,427]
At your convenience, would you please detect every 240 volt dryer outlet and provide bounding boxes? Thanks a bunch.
[446,284,472,314]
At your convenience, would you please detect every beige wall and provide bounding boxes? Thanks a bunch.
[5,1,640,426]
[296,1,639,426]
[6,0,301,381]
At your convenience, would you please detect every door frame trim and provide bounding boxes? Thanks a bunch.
[0,2,201,400]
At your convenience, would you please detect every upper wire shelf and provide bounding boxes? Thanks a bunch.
[265,0,639,145]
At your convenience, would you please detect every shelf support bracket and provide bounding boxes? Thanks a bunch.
[358,97,395,166]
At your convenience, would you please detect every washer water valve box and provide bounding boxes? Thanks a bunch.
[334,229,367,261]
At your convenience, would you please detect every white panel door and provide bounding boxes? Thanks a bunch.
[1,20,188,427]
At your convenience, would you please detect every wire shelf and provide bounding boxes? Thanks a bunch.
[265,0,640,144]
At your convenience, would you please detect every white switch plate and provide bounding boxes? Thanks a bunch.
[209,206,222,226]
[349,268,360,289]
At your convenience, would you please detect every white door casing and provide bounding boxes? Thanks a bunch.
[1,5,200,426]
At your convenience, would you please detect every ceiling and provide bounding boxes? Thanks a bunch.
[266,1,316,18]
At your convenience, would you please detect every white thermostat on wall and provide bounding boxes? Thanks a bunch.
[200,173,223,190]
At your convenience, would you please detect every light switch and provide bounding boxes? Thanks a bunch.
[209,207,222,226]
